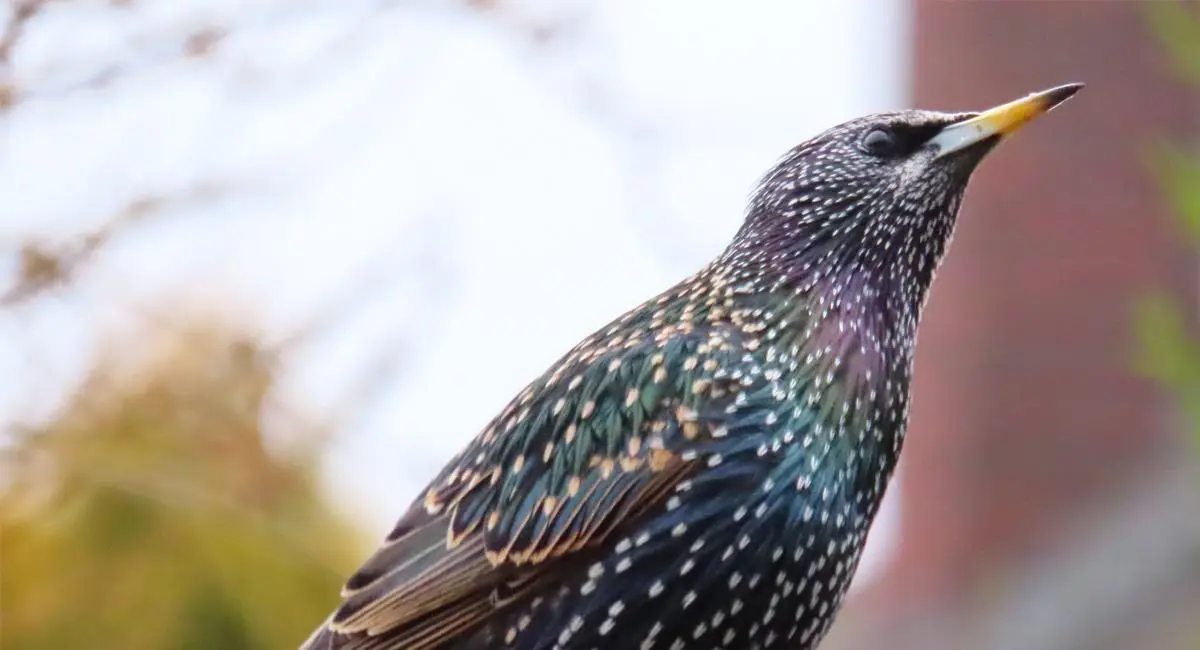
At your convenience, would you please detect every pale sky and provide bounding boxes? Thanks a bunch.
[1,0,908,592]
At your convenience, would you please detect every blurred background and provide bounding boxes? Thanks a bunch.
[1,1,1197,649]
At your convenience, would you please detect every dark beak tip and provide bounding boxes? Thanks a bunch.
[1044,82,1085,107]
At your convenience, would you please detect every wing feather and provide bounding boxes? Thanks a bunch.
[303,326,750,649]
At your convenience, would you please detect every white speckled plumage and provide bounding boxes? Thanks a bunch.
[301,84,1082,650]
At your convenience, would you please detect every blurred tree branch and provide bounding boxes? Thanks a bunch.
[0,182,229,307]
[0,0,45,65]
[0,0,685,453]
[0,0,51,108]
[1,0,468,425]
[2,0,572,107]
[3,0,704,271]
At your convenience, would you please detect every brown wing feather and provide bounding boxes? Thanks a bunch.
[303,329,740,649]
[304,452,696,650]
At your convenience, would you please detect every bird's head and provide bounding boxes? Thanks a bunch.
[731,83,1082,312]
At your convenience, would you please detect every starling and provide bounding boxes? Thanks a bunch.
[301,83,1082,650]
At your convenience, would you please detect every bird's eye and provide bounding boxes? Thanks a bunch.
[859,128,899,157]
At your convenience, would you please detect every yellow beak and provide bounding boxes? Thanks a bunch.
[929,83,1083,160]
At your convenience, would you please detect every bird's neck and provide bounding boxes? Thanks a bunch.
[698,247,926,499]
[725,197,959,323]
[709,242,928,372]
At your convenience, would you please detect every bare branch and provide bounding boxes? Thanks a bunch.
[0,0,47,66]
[0,0,54,109]
[0,178,237,308]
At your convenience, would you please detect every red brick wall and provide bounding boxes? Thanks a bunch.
[880,0,1199,609]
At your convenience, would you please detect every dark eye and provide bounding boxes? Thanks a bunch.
[859,128,899,157]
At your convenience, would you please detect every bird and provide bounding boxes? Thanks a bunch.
[300,82,1083,650]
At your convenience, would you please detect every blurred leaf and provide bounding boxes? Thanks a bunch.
[1146,140,1200,242]
[1133,293,1200,444]
[1143,0,1200,85]
[1133,293,1192,387]
[1142,2,1200,461]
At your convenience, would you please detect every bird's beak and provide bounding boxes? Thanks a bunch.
[928,83,1083,160]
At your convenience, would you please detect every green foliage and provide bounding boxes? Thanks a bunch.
[1134,291,1200,454]
[1,314,369,650]
[1149,143,1200,244]
[1144,0,1200,86]
[1139,1,1200,456]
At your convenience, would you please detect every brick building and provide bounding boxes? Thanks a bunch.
[829,3,1200,649]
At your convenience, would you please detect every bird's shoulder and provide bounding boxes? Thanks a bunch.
[423,318,780,560]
